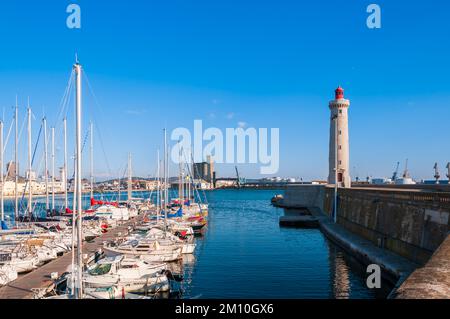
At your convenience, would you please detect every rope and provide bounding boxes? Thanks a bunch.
[18,122,43,221]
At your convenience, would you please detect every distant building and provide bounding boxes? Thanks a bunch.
[193,155,215,184]
[215,178,237,188]
[371,178,393,185]
[26,170,37,182]
[6,161,18,180]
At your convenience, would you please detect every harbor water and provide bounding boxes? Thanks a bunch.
[3,189,393,299]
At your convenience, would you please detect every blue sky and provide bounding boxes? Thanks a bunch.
[0,0,449,180]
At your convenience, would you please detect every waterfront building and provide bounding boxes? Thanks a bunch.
[6,161,18,180]
[193,155,215,185]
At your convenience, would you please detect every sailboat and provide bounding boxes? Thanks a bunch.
[73,255,170,293]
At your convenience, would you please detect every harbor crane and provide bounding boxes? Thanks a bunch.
[403,159,411,178]
[235,166,241,188]
[434,163,441,184]
[391,162,400,182]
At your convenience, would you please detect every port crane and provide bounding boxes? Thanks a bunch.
[434,163,440,184]
[403,159,411,178]
[235,166,241,188]
[391,162,400,182]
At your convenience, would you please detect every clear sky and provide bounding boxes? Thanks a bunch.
[0,0,449,180]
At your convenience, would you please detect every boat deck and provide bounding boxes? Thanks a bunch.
[0,216,142,299]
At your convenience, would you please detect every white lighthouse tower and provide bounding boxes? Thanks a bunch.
[328,86,351,188]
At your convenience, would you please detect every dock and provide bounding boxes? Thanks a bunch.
[0,216,142,299]
[279,216,319,228]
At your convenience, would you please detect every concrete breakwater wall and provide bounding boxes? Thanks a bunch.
[282,185,450,265]
[282,185,326,211]
[323,187,450,265]
[393,233,450,299]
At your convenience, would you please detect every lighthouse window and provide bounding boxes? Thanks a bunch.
[339,145,342,150]
[339,110,343,114]
[339,160,342,165]
[339,130,342,135]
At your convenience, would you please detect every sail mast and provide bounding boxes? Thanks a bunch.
[178,141,182,204]
[118,174,121,202]
[51,127,55,212]
[90,121,94,200]
[27,104,32,218]
[156,150,160,223]
[64,117,68,209]
[163,129,168,234]
[14,98,18,221]
[128,153,132,202]
[43,117,49,211]
[74,61,83,299]
[0,121,4,221]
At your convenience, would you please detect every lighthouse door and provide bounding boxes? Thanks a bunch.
[338,173,343,183]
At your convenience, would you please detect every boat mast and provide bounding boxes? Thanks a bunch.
[164,129,168,234]
[90,121,94,200]
[27,104,33,218]
[0,121,4,222]
[181,147,185,205]
[64,117,68,209]
[128,153,132,202]
[156,150,160,223]
[43,118,49,211]
[118,174,121,202]
[14,98,18,221]
[74,61,83,299]
[51,127,55,212]
[178,141,182,204]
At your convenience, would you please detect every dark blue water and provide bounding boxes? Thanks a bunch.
[181,189,392,299]
[3,189,392,298]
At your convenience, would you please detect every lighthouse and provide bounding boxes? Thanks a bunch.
[328,86,351,188]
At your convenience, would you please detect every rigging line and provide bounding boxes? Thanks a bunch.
[51,70,74,153]
[147,164,161,201]
[184,149,208,205]
[13,109,28,218]
[66,128,91,191]
[53,69,74,129]
[17,111,27,150]
[112,162,129,202]
[3,113,14,154]
[18,122,43,220]
[83,70,113,177]
[93,121,113,177]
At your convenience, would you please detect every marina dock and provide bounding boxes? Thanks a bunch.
[0,216,141,299]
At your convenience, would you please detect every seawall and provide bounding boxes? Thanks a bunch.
[393,233,450,299]
[323,187,449,265]
[280,184,450,298]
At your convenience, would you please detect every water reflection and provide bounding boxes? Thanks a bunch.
[331,251,351,299]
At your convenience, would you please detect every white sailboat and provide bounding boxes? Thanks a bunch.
[78,255,170,293]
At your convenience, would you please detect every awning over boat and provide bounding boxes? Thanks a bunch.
[91,198,119,208]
